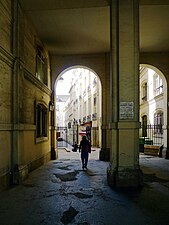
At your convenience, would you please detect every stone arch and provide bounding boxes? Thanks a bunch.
[140,53,169,86]
[54,65,102,90]
[50,54,109,91]
[50,54,111,158]
[54,65,103,150]
[140,63,167,86]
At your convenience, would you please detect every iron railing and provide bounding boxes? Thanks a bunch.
[140,124,164,145]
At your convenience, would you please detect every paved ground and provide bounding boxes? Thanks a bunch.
[0,149,169,225]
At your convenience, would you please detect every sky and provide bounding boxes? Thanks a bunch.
[55,68,96,96]
[56,70,74,95]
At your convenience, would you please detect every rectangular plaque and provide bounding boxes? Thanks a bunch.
[119,102,134,120]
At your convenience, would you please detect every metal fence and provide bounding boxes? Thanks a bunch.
[56,126,68,148]
[140,124,164,146]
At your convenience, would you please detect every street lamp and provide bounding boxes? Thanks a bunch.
[49,101,54,111]
[64,127,68,148]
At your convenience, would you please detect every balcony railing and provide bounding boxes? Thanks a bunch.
[154,85,163,97]
[87,115,91,121]
[92,113,97,120]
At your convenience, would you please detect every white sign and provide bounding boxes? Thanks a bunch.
[119,102,134,120]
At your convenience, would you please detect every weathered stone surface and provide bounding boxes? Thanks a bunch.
[54,171,79,182]
[107,164,143,188]
[61,206,79,224]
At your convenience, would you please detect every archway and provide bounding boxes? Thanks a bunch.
[54,66,102,159]
[139,64,167,156]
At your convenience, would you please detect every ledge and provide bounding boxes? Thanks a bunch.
[144,145,163,157]
[24,69,51,96]
[118,121,141,129]
[0,123,36,131]
[0,46,14,68]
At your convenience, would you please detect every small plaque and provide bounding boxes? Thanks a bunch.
[119,102,134,120]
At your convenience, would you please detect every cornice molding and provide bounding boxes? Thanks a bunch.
[0,123,36,131]
[24,68,51,96]
[0,46,14,68]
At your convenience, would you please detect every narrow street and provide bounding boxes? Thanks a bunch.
[0,149,169,225]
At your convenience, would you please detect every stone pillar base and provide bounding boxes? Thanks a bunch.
[51,147,57,160]
[107,164,143,188]
[99,148,110,161]
[0,172,11,190]
[166,149,169,159]
[12,164,29,185]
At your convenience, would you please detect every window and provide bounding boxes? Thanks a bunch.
[56,104,59,111]
[36,46,47,85]
[142,115,147,137]
[142,82,147,102]
[93,77,97,86]
[36,104,48,138]
[68,122,71,129]
[94,96,97,106]
[154,74,163,96]
[93,95,97,114]
[154,111,163,134]
[88,97,91,115]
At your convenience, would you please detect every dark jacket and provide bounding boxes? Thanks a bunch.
[79,139,91,153]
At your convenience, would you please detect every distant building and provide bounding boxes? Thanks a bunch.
[56,95,69,140]
[139,66,167,148]
[63,68,102,147]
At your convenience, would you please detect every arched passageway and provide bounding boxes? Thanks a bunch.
[139,64,168,158]
[54,66,102,159]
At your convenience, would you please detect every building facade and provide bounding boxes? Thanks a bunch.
[63,68,102,147]
[0,1,52,189]
[1,0,169,190]
[139,66,167,148]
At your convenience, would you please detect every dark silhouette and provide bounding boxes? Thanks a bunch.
[72,142,78,152]
[79,136,91,169]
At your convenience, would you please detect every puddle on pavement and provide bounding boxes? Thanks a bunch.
[61,206,79,224]
[77,223,90,225]
[77,222,90,225]
[73,192,93,199]
[57,166,71,171]
[54,171,79,182]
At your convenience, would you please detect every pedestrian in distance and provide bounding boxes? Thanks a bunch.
[79,136,91,170]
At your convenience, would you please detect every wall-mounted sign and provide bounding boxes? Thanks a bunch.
[119,102,134,120]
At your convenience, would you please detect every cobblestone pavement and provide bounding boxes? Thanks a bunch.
[0,149,169,225]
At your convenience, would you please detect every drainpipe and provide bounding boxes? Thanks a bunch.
[50,92,57,160]
[10,0,20,184]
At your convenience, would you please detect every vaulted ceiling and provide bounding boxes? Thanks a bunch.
[19,0,169,55]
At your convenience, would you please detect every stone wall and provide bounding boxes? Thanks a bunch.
[51,53,111,159]
[0,0,52,190]
[0,0,13,190]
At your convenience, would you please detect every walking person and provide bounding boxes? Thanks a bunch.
[79,136,91,170]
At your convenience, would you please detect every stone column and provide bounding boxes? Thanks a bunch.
[99,54,110,161]
[107,0,143,188]
[100,126,110,161]
[166,100,169,159]
[50,92,57,160]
